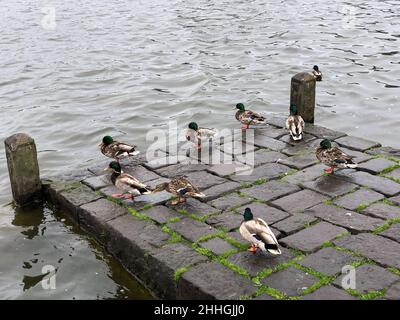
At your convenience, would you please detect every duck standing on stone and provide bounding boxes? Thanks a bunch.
[100,135,140,161]
[235,103,266,130]
[104,161,151,200]
[239,208,281,255]
[186,122,217,149]
[286,104,305,141]
[312,65,322,81]
[152,176,205,205]
[316,139,357,174]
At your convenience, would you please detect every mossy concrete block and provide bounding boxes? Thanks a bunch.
[271,189,328,214]
[168,218,218,242]
[302,175,359,197]
[177,261,257,299]
[298,247,362,276]
[280,222,347,253]
[241,180,300,202]
[338,171,400,196]
[261,266,319,296]
[333,233,400,269]
[306,203,386,233]
[5,133,41,205]
[335,135,381,152]
[302,286,358,300]
[333,264,399,294]
[228,248,295,277]
[333,188,384,211]
[148,243,210,299]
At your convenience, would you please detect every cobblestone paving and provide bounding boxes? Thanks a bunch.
[42,119,400,300]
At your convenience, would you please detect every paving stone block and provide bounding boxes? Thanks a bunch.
[228,248,296,277]
[230,163,291,183]
[283,164,326,185]
[235,202,290,225]
[337,171,400,196]
[145,177,171,189]
[82,174,111,190]
[141,205,180,224]
[236,149,288,167]
[390,195,400,206]
[271,190,328,214]
[339,147,373,164]
[279,153,318,170]
[183,171,227,190]
[298,247,362,276]
[280,222,347,252]
[123,165,161,182]
[208,193,253,211]
[255,127,287,139]
[261,266,319,297]
[333,233,400,269]
[265,117,287,128]
[387,168,400,180]
[380,224,400,243]
[305,203,386,233]
[385,281,400,300]
[227,230,250,246]
[253,293,277,300]
[206,162,247,177]
[206,212,243,231]
[302,175,358,197]
[304,124,346,140]
[87,160,116,176]
[186,147,228,165]
[333,188,385,211]
[357,158,397,174]
[335,136,381,152]
[272,214,319,235]
[333,264,399,294]
[178,261,257,299]
[149,243,210,299]
[366,146,400,159]
[202,181,242,202]
[155,163,208,178]
[167,198,221,219]
[219,140,258,156]
[279,133,317,146]
[301,286,358,300]
[200,238,237,256]
[240,180,300,202]
[125,191,173,210]
[362,203,400,220]
[253,135,289,150]
[281,139,323,156]
[168,218,218,242]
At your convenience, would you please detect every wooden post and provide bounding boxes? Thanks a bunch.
[290,72,317,123]
[5,133,42,205]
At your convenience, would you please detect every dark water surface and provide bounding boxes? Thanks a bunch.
[0,0,399,298]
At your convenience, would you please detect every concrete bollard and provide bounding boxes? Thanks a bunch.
[290,72,317,123]
[5,133,42,205]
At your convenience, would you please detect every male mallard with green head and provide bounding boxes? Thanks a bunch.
[153,176,205,205]
[186,122,217,149]
[100,136,140,161]
[239,208,281,255]
[286,104,305,141]
[316,139,357,174]
[104,161,151,199]
[235,103,266,130]
[312,65,322,81]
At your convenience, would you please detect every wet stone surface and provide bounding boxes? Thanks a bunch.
[333,188,385,211]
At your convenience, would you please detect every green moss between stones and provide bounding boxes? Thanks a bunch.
[387,267,400,276]
[254,286,286,300]
[372,217,400,234]
[174,266,190,281]
[168,217,182,223]
[162,225,184,244]
[380,164,400,174]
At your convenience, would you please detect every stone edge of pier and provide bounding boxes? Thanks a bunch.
[41,118,400,300]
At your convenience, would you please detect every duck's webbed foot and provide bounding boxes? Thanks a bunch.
[324,167,334,174]
[248,244,258,254]
[241,124,249,130]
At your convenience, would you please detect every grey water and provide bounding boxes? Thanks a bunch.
[0,0,399,299]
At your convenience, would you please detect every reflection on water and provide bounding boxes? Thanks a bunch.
[0,0,399,298]
[0,201,153,299]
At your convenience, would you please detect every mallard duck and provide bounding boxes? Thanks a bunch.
[104,161,151,199]
[152,176,205,205]
[312,65,322,81]
[235,103,266,130]
[239,208,281,255]
[186,122,217,149]
[100,136,140,161]
[286,104,305,141]
[316,139,357,174]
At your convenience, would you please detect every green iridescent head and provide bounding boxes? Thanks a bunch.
[109,161,121,173]
[243,208,253,221]
[320,139,332,149]
[188,122,198,131]
[290,104,298,115]
[102,136,114,145]
[236,103,245,111]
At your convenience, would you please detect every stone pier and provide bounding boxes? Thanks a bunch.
[41,119,400,300]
